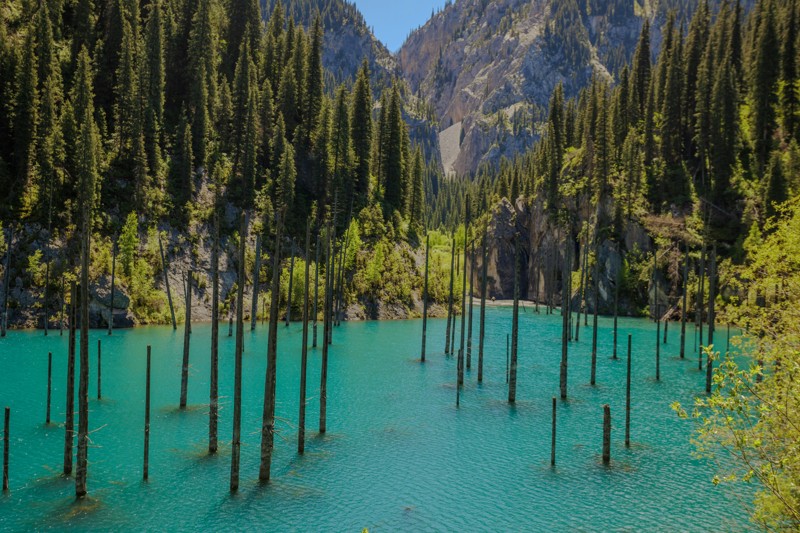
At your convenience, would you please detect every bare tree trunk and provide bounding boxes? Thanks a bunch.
[46,352,52,424]
[312,232,320,348]
[466,241,475,370]
[625,334,632,447]
[285,239,295,326]
[445,233,455,355]
[697,246,706,370]
[209,200,220,455]
[706,246,717,394]
[159,235,177,331]
[551,397,557,467]
[654,251,661,381]
[251,234,261,331]
[458,199,470,385]
[180,271,192,408]
[76,218,91,498]
[561,233,570,399]
[320,220,333,432]
[602,405,611,465]
[1,226,12,337]
[108,238,116,335]
[59,276,65,336]
[230,213,247,492]
[478,232,487,383]
[591,239,599,386]
[259,212,283,482]
[680,241,688,359]
[298,223,311,454]
[612,244,620,359]
[509,234,520,404]
[421,234,429,362]
[2,407,8,491]
[64,281,76,476]
[143,345,151,481]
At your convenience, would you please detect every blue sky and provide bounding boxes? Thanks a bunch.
[353,0,448,51]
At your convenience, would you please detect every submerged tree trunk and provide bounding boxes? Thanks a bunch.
[76,215,91,498]
[466,242,475,370]
[625,334,632,447]
[320,220,333,432]
[298,223,311,454]
[445,234,455,355]
[230,213,247,492]
[260,212,283,482]
[706,246,717,395]
[180,271,192,408]
[561,232,570,398]
[478,232,487,383]
[159,235,177,331]
[109,238,116,336]
[143,345,151,481]
[97,340,101,400]
[680,241,688,359]
[509,234,520,404]
[286,240,295,326]
[654,250,661,381]
[1,226,12,337]
[697,246,706,369]
[602,405,611,465]
[209,201,220,454]
[458,199,470,385]
[591,239,599,386]
[64,281,76,476]
[312,233,320,348]
[46,352,52,424]
[251,234,262,331]
[421,234,430,362]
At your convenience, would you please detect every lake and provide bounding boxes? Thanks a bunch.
[0,307,751,531]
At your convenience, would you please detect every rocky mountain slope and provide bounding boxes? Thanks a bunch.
[398,0,742,176]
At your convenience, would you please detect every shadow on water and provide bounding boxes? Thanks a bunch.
[159,404,208,415]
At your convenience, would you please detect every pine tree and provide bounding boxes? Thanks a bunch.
[304,15,324,148]
[170,109,194,212]
[351,60,372,208]
[278,62,298,140]
[546,82,564,212]
[231,37,258,207]
[14,30,39,217]
[682,0,709,162]
[225,0,260,79]
[764,150,788,220]
[781,1,798,141]
[751,0,780,171]
[630,19,651,124]
[661,29,688,204]
[143,0,165,179]
[189,0,219,169]
[382,85,405,218]
[409,147,425,234]
[331,85,353,209]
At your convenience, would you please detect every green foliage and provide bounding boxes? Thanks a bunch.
[119,211,138,277]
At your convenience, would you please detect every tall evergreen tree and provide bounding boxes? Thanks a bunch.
[351,60,372,208]
[750,0,780,171]
[382,85,405,218]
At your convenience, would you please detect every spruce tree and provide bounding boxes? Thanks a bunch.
[351,60,372,208]
[14,30,38,217]
[382,85,405,218]
[331,85,353,209]
[781,2,798,141]
[751,0,780,171]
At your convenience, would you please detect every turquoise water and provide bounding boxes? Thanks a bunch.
[0,308,751,531]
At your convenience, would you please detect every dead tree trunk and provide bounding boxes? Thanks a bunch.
[458,199,470,385]
[576,232,586,342]
[159,235,177,331]
[251,234,262,331]
[298,223,311,454]
[285,239,295,326]
[655,250,661,381]
[46,352,52,424]
[625,334,632,447]
[445,234,455,355]
[697,246,706,370]
[602,405,611,465]
[230,213,247,492]
[259,212,283,482]
[591,239,599,386]
[478,232,487,383]
[143,345,151,481]
[97,339,101,400]
[551,397,557,467]
[209,195,220,454]
[312,232,320,348]
[466,241,475,370]
[76,219,91,498]
[421,234,430,362]
[108,238,116,336]
[180,271,192,408]
[1,226,12,337]
[508,234,520,404]
[706,246,717,394]
[320,220,333,432]
[561,232,570,398]
[2,407,8,491]
[64,281,76,476]
[680,241,688,359]
[612,244,620,359]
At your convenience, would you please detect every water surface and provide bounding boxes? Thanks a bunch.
[0,308,752,531]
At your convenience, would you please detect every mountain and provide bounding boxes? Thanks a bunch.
[262,0,398,88]
[397,0,741,176]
